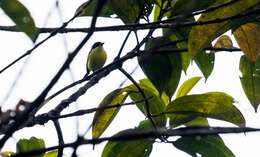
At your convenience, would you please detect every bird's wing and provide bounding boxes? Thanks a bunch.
[86,50,91,74]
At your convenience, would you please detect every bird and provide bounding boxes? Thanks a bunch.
[86,42,107,75]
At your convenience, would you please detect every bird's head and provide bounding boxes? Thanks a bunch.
[92,42,104,49]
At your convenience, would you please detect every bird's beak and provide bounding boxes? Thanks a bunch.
[101,42,104,46]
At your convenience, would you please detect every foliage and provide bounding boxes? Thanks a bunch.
[1,0,260,157]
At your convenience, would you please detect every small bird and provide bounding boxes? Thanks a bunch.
[86,42,107,75]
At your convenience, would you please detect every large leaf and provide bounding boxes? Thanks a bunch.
[92,89,128,138]
[194,51,215,80]
[125,83,166,127]
[0,0,38,42]
[107,0,153,23]
[176,77,202,98]
[234,23,260,62]
[165,92,245,127]
[188,0,260,58]
[239,55,260,112]
[170,0,217,16]
[102,120,154,157]
[75,1,114,17]
[173,135,235,157]
[16,137,45,157]
[138,37,182,98]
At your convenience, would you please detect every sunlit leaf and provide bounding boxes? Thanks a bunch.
[92,89,128,138]
[239,55,260,112]
[138,37,182,98]
[176,77,202,98]
[102,120,154,157]
[188,0,259,58]
[0,0,38,42]
[165,92,245,127]
[125,84,166,127]
[16,137,45,157]
[170,0,217,16]
[211,35,233,53]
[194,51,215,80]
[234,23,260,62]
[173,135,235,157]
[75,1,114,17]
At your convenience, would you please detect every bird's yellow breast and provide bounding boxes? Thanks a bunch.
[87,46,107,72]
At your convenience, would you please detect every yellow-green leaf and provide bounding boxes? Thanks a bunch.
[92,89,128,138]
[188,0,260,58]
[102,120,154,157]
[176,77,202,98]
[16,137,45,157]
[211,35,233,53]
[125,84,166,127]
[43,151,58,157]
[174,135,235,157]
[0,0,38,42]
[234,23,260,62]
[239,55,260,112]
[165,92,245,127]
[0,152,15,157]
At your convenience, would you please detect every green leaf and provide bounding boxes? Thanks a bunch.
[239,55,260,112]
[165,92,245,127]
[138,37,182,98]
[43,151,58,157]
[75,1,115,17]
[176,77,202,98]
[92,89,128,138]
[16,137,45,157]
[194,51,215,80]
[173,135,235,157]
[170,0,217,16]
[0,152,15,157]
[188,0,260,58]
[153,0,175,21]
[125,84,166,127]
[102,120,154,157]
[234,23,260,62]
[0,0,38,42]
[107,0,154,23]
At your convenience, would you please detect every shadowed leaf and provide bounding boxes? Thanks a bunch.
[174,135,235,157]
[239,55,260,112]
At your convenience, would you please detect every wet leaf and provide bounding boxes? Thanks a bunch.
[16,137,45,157]
[188,0,260,58]
[165,92,245,127]
[176,77,202,98]
[0,0,38,42]
[211,35,233,53]
[102,120,154,157]
[234,23,260,62]
[174,135,235,157]
[92,89,128,138]
[239,55,260,112]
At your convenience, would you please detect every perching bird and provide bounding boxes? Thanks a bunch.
[86,42,107,75]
